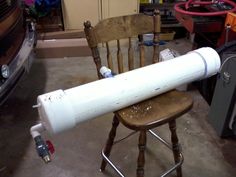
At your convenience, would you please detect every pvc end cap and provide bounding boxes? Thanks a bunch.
[195,47,221,77]
[37,90,76,134]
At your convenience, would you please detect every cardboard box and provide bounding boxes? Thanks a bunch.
[35,38,91,58]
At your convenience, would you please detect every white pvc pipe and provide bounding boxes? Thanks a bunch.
[37,47,221,134]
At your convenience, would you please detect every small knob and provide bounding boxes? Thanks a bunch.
[46,140,55,154]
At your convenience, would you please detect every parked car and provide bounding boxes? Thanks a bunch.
[0,0,36,105]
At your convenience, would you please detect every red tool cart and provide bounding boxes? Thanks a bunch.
[175,0,236,104]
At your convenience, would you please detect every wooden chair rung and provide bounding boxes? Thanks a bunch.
[106,42,113,71]
[152,10,161,63]
[139,35,145,67]
[117,40,124,73]
[128,37,134,70]
[152,39,159,64]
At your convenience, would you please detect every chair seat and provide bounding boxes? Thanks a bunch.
[115,90,193,130]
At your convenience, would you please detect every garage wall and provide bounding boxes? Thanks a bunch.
[62,0,101,30]
[62,0,139,30]
[101,0,139,19]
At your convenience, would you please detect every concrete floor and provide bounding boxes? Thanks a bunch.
[0,38,236,177]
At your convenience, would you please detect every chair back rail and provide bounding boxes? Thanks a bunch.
[84,11,161,77]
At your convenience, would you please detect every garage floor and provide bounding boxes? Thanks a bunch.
[0,38,236,177]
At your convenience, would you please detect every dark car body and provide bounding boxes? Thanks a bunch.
[0,0,36,105]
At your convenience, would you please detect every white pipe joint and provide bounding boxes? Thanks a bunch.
[36,47,221,134]
[30,123,46,138]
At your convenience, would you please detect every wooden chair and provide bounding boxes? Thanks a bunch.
[84,11,193,177]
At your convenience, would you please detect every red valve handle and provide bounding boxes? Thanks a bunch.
[46,140,55,154]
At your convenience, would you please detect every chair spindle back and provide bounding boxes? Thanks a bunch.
[84,10,161,78]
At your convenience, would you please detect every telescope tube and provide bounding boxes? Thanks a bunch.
[37,47,221,134]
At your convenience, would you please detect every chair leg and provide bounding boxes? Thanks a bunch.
[169,120,182,177]
[137,130,146,177]
[100,115,120,171]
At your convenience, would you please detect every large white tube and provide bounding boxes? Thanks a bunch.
[37,47,220,134]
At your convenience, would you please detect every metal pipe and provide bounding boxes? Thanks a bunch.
[35,47,220,135]
[161,154,184,177]
[148,130,184,177]
[148,130,171,148]
[101,150,125,177]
